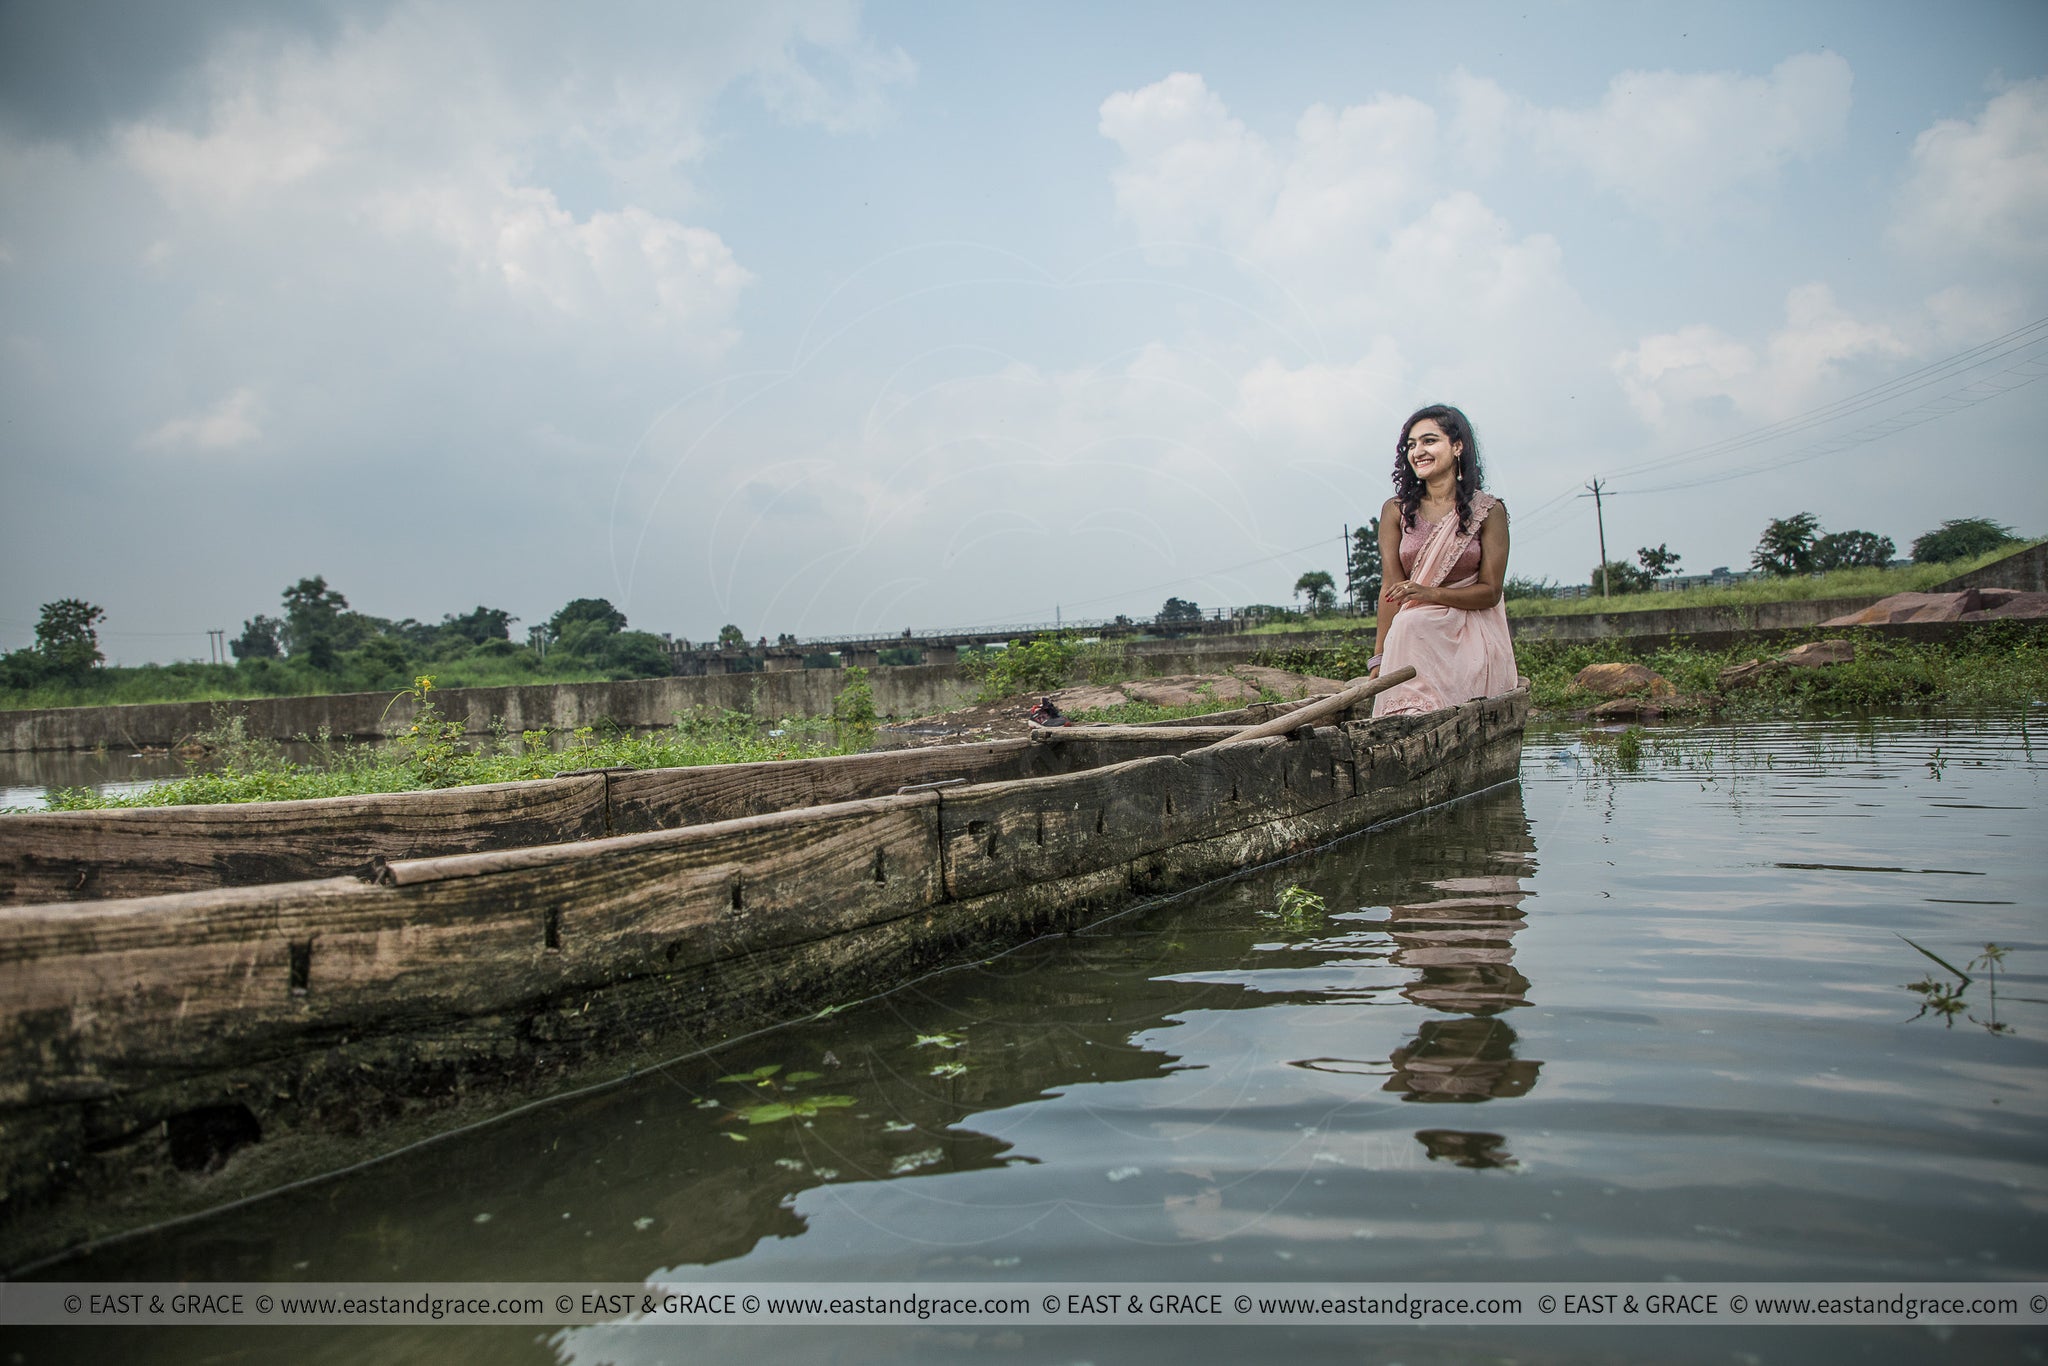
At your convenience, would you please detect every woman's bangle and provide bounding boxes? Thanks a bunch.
[1367,654,1383,671]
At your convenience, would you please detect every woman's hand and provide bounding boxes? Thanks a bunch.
[1383,579,1435,607]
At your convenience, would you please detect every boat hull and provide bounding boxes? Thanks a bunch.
[0,689,1525,1269]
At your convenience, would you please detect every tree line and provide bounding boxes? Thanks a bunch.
[0,576,754,696]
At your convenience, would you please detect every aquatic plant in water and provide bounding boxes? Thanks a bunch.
[1266,884,1327,933]
[1901,938,2019,1035]
[714,1062,858,1126]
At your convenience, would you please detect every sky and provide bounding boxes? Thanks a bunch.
[2,0,2045,663]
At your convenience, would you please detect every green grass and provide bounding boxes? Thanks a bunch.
[1514,622,2048,715]
[1501,545,2034,619]
[1243,546,2033,635]
[0,653,631,713]
[1250,620,2048,718]
[31,706,857,811]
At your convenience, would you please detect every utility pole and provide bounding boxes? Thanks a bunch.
[1342,523,1351,613]
[207,629,226,664]
[1582,478,1611,598]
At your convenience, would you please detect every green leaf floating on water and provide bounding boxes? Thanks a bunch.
[718,1064,783,1086]
[914,1032,966,1049]
[783,1071,824,1084]
[735,1095,858,1126]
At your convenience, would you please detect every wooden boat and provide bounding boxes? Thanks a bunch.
[0,680,1526,1268]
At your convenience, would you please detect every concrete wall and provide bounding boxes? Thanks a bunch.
[0,666,978,754]
[0,639,1310,753]
[1933,540,2048,595]
[1503,596,1884,643]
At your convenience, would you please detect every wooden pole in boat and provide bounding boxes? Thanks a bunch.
[1193,666,1414,751]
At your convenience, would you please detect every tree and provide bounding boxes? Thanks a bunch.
[1752,513,1822,577]
[1156,597,1202,626]
[547,598,627,640]
[34,599,105,678]
[603,631,674,679]
[547,598,627,660]
[1347,519,1382,609]
[1293,570,1336,615]
[1910,517,2023,565]
[280,576,349,669]
[1592,559,1653,595]
[1502,576,1558,600]
[443,605,516,645]
[232,614,283,661]
[1811,529,1895,571]
[1636,544,1682,579]
[717,623,746,649]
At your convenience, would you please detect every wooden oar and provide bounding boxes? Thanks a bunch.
[1029,723,1245,743]
[1194,666,1415,751]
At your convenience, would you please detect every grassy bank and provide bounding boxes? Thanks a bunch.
[0,653,636,714]
[29,706,863,812]
[1254,621,2048,717]
[1237,546,2032,635]
[1500,544,2034,619]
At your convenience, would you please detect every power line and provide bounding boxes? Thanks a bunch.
[1511,317,2048,541]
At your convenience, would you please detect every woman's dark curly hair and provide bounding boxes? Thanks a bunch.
[1392,403,1484,531]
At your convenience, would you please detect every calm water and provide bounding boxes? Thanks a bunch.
[21,713,2048,1363]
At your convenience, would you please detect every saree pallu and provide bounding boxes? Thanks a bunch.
[1373,493,1519,717]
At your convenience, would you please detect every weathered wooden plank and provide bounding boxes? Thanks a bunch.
[942,694,1528,933]
[605,741,1050,834]
[0,776,609,905]
[939,721,1370,903]
[0,796,944,1100]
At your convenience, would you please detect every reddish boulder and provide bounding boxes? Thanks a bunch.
[1718,658,1769,689]
[1119,675,1260,707]
[1960,591,2048,621]
[1822,591,1981,626]
[1778,639,1857,668]
[1572,662,1674,697]
[1229,665,1343,698]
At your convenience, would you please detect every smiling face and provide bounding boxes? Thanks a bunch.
[1402,418,1462,484]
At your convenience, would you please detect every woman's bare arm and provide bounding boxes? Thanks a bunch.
[1367,499,1404,674]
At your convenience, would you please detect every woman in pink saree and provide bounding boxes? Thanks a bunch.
[1367,405,1518,716]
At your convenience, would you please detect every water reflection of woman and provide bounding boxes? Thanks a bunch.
[1366,404,1519,717]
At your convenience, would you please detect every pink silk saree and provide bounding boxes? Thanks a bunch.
[1372,492,1519,717]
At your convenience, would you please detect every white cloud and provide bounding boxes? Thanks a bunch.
[1892,78,2048,266]
[1252,95,1439,262]
[140,387,262,452]
[1097,72,1614,503]
[1099,72,1280,249]
[1613,283,1909,425]
[1232,341,1410,450]
[1451,52,1853,227]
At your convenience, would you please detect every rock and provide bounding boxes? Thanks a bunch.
[1591,693,1723,719]
[1044,684,1129,713]
[1821,591,1981,626]
[1229,665,1343,698]
[1718,659,1769,689]
[1118,674,1260,708]
[1571,662,1674,698]
[1960,591,2048,621]
[1776,639,1857,668]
